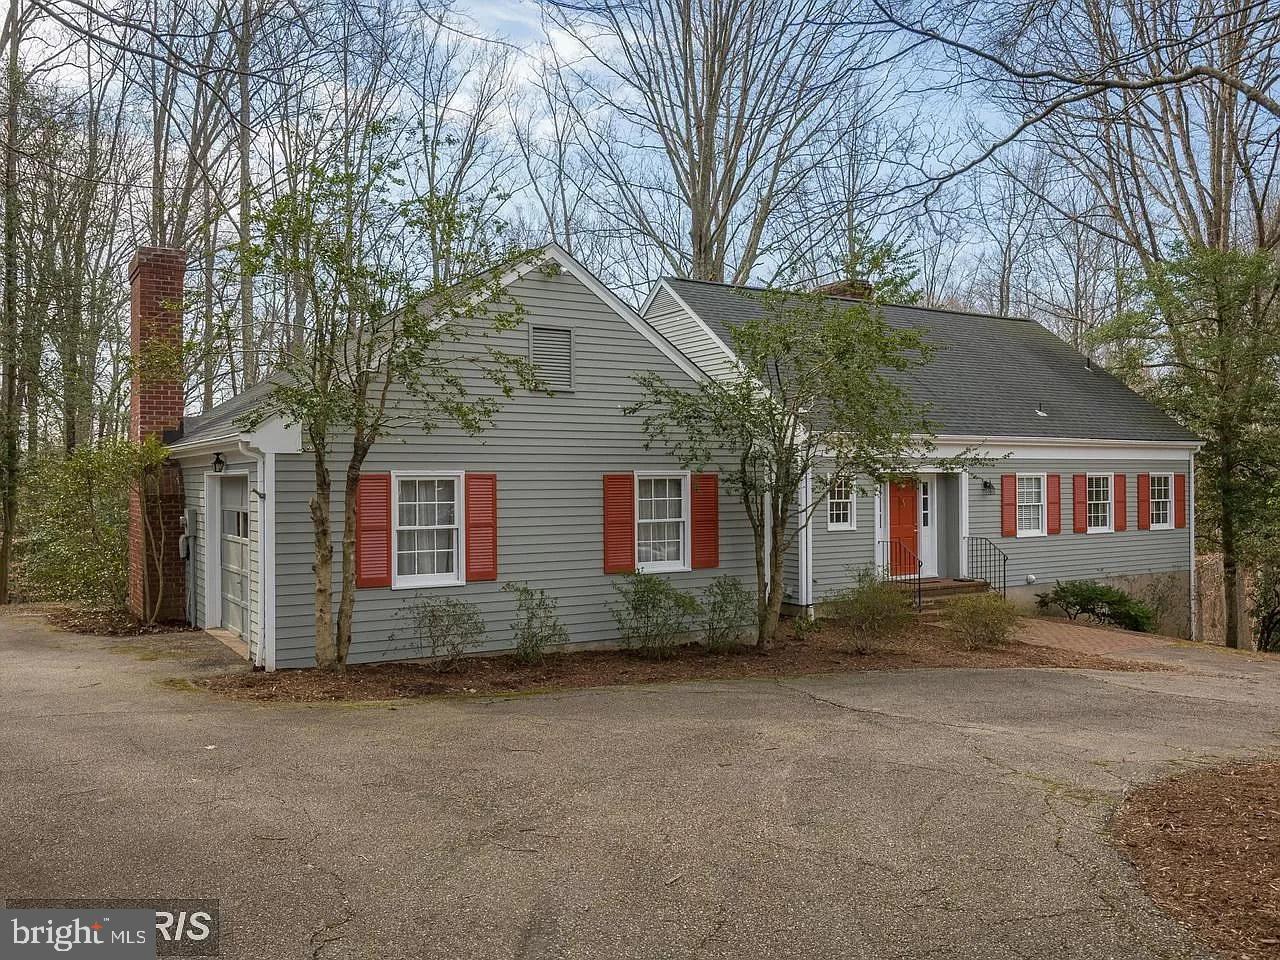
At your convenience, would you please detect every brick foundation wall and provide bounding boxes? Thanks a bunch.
[127,247,188,623]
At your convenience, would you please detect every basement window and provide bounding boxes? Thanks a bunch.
[530,325,574,392]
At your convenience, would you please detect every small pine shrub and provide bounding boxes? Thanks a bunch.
[944,593,1020,649]
[399,596,487,671]
[1035,580,1157,632]
[612,573,701,659]
[701,576,758,651]
[827,568,914,652]
[503,581,568,664]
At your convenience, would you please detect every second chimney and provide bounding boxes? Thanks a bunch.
[814,278,874,300]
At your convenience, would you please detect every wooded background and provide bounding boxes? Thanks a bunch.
[2,0,1278,642]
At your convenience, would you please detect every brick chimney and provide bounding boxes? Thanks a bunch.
[127,247,187,623]
[815,278,874,300]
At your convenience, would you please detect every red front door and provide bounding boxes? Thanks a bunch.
[888,481,918,576]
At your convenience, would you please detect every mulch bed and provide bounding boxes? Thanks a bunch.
[1114,761,1280,959]
[45,605,195,637]
[202,619,1161,703]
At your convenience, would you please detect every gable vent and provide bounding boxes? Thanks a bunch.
[646,287,679,317]
[530,325,574,392]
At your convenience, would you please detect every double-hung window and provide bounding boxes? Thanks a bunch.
[827,478,855,530]
[1016,473,1046,537]
[393,473,464,587]
[1150,473,1173,529]
[636,473,689,572]
[1086,473,1113,533]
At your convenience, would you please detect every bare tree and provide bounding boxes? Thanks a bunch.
[400,14,517,284]
[545,0,888,283]
[967,150,1049,316]
[985,0,1280,648]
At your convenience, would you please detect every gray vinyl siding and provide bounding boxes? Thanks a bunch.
[936,474,962,579]
[781,510,801,603]
[643,286,738,381]
[271,268,759,668]
[810,481,877,602]
[805,460,1191,602]
[966,460,1192,586]
[177,457,261,660]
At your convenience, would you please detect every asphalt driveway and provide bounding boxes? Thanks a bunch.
[3,610,1279,959]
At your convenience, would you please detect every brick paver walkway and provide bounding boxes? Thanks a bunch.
[1018,616,1175,656]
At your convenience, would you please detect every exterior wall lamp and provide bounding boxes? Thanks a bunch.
[212,452,226,473]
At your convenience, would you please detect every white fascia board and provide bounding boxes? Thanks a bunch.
[431,244,709,386]
[166,432,242,459]
[928,435,1202,462]
[814,435,1200,464]
[543,247,709,384]
[647,278,742,377]
[168,414,302,460]
[637,281,664,317]
[246,415,302,454]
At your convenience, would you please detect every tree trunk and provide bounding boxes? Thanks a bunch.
[0,0,22,604]
[753,527,768,642]
[201,183,215,413]
[237,0,255,386]
[334,450,369,666]
[1218,428,1251,649]
[311,447,336,667]
[758,515,788,649]
[1220,477,1243,649]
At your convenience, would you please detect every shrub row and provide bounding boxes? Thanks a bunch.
[398,573,759,668]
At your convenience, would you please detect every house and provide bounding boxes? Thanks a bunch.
[642,277,1200,628]
[123,244,1200,670]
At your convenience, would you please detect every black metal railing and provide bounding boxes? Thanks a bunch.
[962,536,1009,597]
[876,539,923,610]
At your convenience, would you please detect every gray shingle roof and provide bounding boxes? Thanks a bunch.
[176,376,281,445]
[662,277,1199,444]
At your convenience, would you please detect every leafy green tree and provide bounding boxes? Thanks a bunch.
[1098,246,1280,648]
[630,288,955,647]
[835,226,921,306]
[242,139,536,668]
[16,438,168,611]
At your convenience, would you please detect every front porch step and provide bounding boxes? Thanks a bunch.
[891,578,993,606]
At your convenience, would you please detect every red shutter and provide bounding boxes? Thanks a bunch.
[1114,473,1127,531]
[1073,474,1088,533]
[1047,474,1061,534]
[355,473,392,588]
[1137,473,1151,530]
[1000,475,1017,537]
[464,473,498,582]
[690,473,719,569]
[603,474,636,574]
[1174,473,1188,528]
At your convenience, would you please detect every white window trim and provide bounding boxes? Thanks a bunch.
[1015,472,1048,538]
[1149,472,1175,530]
[634,470,691,574]
[826,477,856,531]
[391,470,466,589]
[1086,472,1113,534]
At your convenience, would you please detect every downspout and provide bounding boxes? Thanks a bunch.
[1189,454,1198,642]
[798,471,813,613]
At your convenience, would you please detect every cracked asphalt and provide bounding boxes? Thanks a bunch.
[3,609,1280,959]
